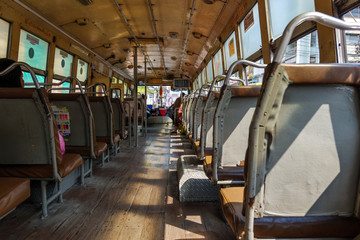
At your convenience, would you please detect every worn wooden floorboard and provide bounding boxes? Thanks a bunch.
[0,126,234,240]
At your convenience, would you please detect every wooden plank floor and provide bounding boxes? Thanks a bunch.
[0,124,235,240]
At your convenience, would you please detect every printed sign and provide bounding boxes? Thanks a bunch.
[51,106,71,137]
[244,10,255,32]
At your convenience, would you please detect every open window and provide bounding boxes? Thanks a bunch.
[206,60,213,83]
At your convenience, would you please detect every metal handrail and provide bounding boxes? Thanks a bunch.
[225,60,266,86]
[86,83,108,96]
[43,77,85,94]
[274,12,360,63]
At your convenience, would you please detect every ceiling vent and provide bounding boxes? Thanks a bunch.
[75,18,89,26]
[77,0,93,6]
[192,32,204,39]
[169,32,178,39]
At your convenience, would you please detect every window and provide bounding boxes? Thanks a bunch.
[76,59,88,82]
[213,49,223,77]
[224,31,238,69]
[23,72,45,87]
[51,79,70,93]
[124,82,128,96]
[245,58,264,85]
[268,0,315,40]
[18,30,49,71]
[95,85,104,96]
[198,72,203,87]
[240,3,262,59]
[54,48,73,77]
[283,31,319,63]
[343,7,360,63]
[0,18,10,58]
[201,68,207,84]
[206,60,213,83]
[112,76,118,84]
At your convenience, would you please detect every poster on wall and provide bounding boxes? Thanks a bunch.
[51,106,71,137]
[228,38,235,57]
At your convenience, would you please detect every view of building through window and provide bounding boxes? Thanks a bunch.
[343,7,360,63]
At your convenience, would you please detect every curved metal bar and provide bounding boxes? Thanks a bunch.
[86,83,108,95]
[198,83,211,98]
[225,60,266,86]
[274,12,360,63]
[0,62,40,88]
[108,88,122,99]
[44,76,85,94]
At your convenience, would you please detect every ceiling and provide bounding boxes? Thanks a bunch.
[20,0,241,81]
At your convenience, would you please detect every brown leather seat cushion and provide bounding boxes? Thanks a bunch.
[0,153,83,179]
[0,177,30,217]
[220,187,360,239]
[203,156,244,181]
[114,134,120,144]
[59,153,83,177]
[67,142,107,158]
[95,142,108,157]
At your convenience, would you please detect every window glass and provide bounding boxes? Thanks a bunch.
[246,58,264,85]
[51,79,70,93]
[201,68,207,84]
[224,31,238,69]
[343,7,360,63]
[283,31,319,63]
[95,85,104,96]
[124,82,128,96]
[198,72,202,87]
[76,59,88,82]
[0,18,10,58]
[118,78,124,84]
[268,0,315,39]
[18,30,49,71]
[206,60,213,83]
[213,49,223,77]
[22,71,45,87]
[112,76,118,84]
[240,3,262,59]
[53,48,73,77]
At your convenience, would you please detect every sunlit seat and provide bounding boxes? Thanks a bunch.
[204,85,261,184]
[220,63,360,238]
[0,177,30,219]
[0,88,84,218]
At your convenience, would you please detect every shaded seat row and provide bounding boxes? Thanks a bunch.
[0,70,128,218]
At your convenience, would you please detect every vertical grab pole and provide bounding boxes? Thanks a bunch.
[144,56,147,136]
[134,46,138,147]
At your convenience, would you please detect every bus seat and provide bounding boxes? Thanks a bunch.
[0,177,30,219]
[88,96,115,159]
[0,88,84,218]
[191,95,207,146]
[220,63,360,238]
[48,93,108,176]
[199,91,219,160]
[205,85,261,184]
[111,98,127,139]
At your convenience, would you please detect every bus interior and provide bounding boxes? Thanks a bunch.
[0,0,360,239]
